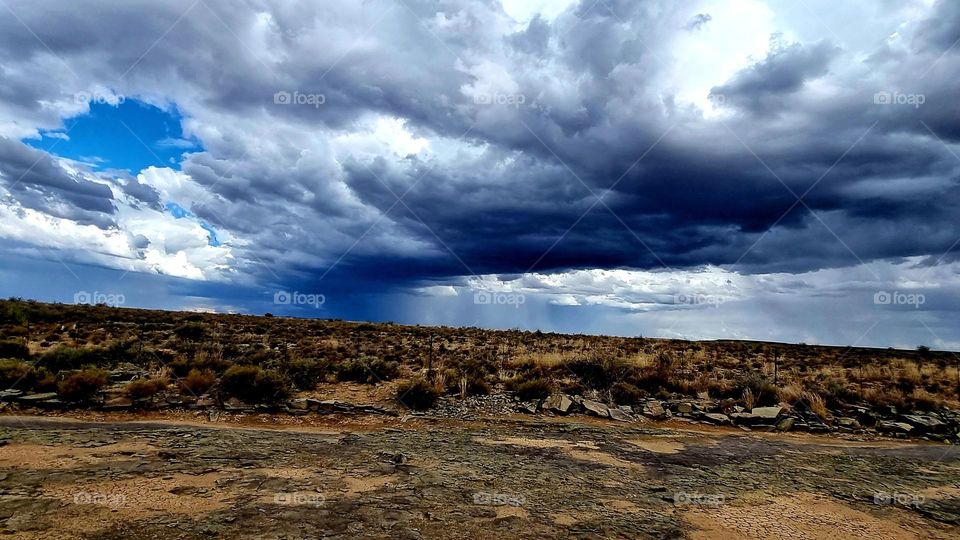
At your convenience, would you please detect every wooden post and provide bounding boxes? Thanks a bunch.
[427,333,434,382]
[773,351,779,386]
[137,322,144,361]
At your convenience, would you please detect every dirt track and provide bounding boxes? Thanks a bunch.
[0,414,958,539]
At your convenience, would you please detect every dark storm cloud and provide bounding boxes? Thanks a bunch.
[710,39,840,115]
[913,0,960,53]
[0,137,116,217]
[117,175,161,208]
[0,0,958,291]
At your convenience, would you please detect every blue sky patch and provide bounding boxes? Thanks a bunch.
[165,201,222,247]
[26,99,202,173]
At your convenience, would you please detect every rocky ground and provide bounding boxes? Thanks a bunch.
[0,411,959,539]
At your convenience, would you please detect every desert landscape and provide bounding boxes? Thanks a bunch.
[0,299,958,538]
[3,0,960,538]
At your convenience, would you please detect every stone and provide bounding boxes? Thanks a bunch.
[518,401,539,414]
[0,389,23,400]
[900,414,945,432]
[879,421,914,434]
[702,413,731,425]
[103,396,133,411]
[608,408,636,422]
[308,399,351,413]
[581,399,610,418]
[837,417,861,429]
[287,398,309,410]
[677,402,694,414]
[641,400,669,420]
[224,397,253,411]
[696,391,710,400]
[17,392,58,403]
[775,417,795,431]
[543,394,575,414]
[751,406,783,420]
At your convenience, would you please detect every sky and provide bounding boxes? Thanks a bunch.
[0,0,958,350]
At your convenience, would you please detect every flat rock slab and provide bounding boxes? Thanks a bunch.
[17,393,58,402]
[751,406,783,420]
[581,399,610,418]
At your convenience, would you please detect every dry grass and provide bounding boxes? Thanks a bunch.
[742,388,756,410]
[802,391,829,419]
[777,383,804,405]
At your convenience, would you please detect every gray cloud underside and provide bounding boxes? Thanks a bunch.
[0,0,958,292]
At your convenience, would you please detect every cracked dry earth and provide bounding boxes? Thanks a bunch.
[0,416,959,539]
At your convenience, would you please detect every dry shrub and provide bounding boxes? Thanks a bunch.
[899,364,922,387]
[221,365,291,403]
[610,381,644,404]
[125,377,167,400]
[705,378,737,398]
[508,377,552,401]
[396,377,440,410]
[855,364,887,383]
[182,368,216,395]
[909,388,941,411]
[515,351,573,368]
[0,359,36,390]
[58,368,109,403]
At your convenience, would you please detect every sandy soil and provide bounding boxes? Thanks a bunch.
[0,414,957,539]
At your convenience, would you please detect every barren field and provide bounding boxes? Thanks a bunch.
[0,413,959,539]
[2,300,960,538]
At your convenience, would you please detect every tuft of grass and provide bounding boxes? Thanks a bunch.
[777,383,804,405]
[742,388,756,410]
[802,391,829,419]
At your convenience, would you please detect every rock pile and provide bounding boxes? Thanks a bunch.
[513,392,960,443]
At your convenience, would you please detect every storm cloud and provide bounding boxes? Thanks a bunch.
[0,0,958,347]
